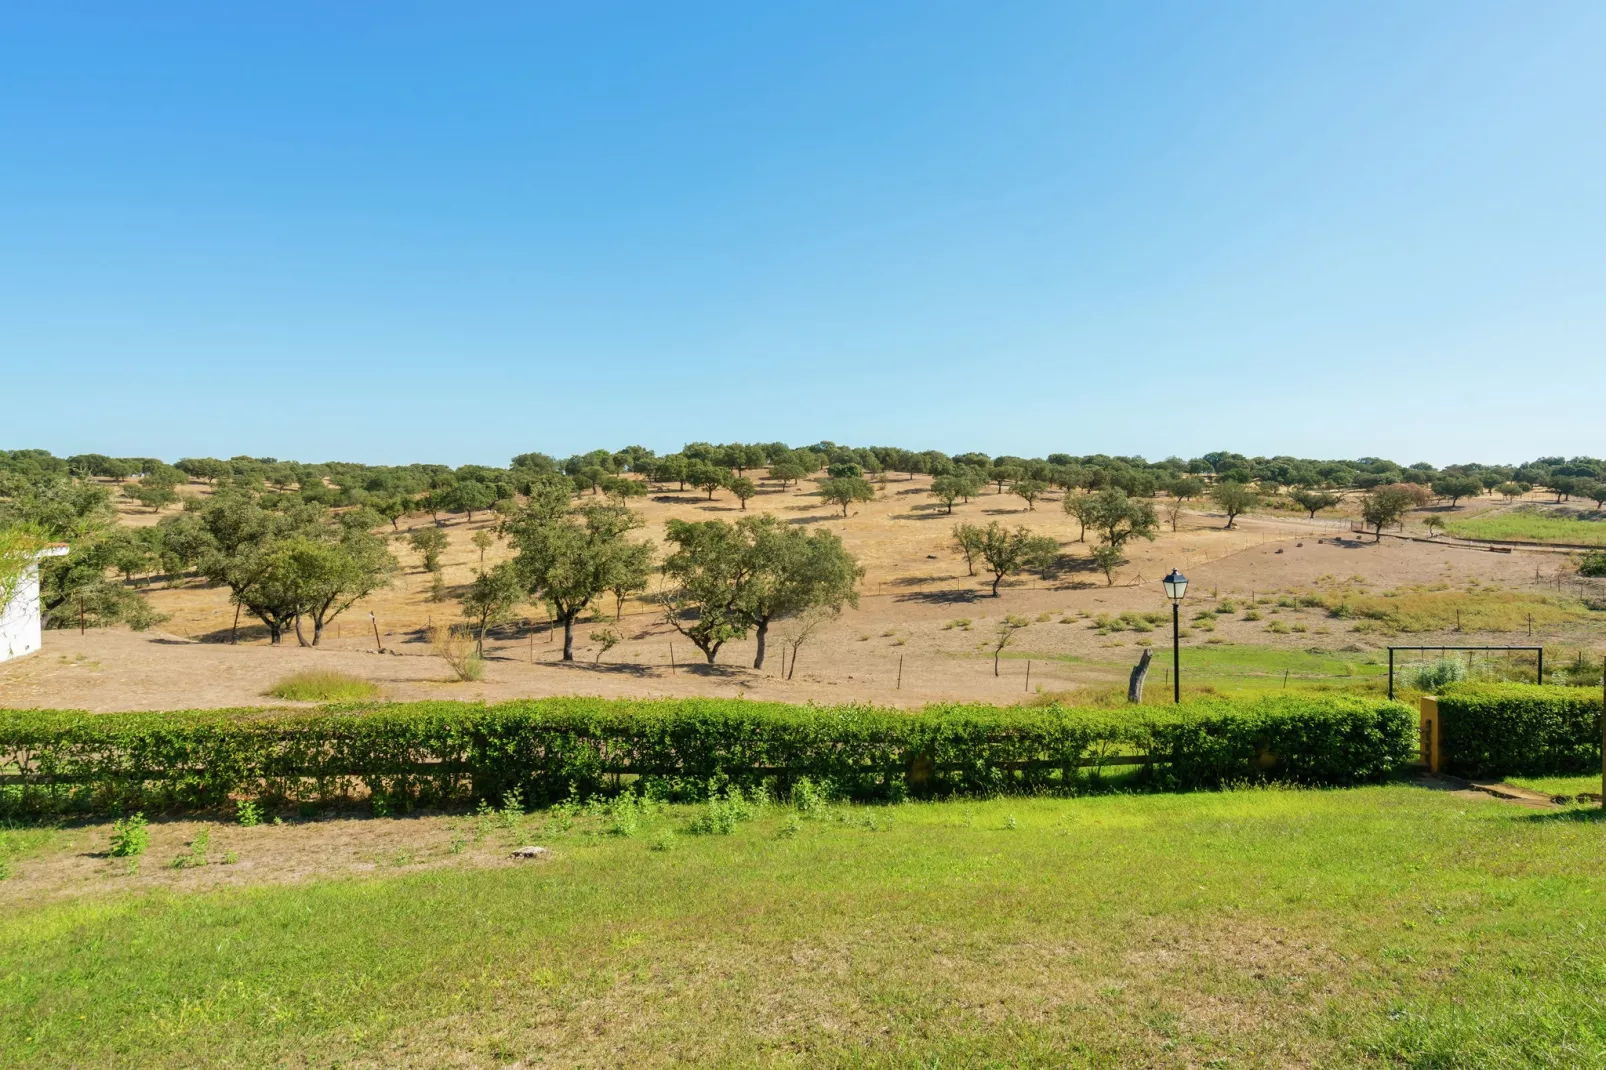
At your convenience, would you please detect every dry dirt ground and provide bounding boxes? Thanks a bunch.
[4,476,1599,711]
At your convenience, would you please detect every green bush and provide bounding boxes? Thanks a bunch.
[0,695,1416,816]
[1435,684,1603,777]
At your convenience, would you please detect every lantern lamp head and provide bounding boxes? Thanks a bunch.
[1162,568,1188,603]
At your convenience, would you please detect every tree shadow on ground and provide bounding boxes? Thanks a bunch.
[651,494,704,505]
[1523,806,1606,824]
[545,660,662,678]
[785,514,838,526]
[895,588,982,605]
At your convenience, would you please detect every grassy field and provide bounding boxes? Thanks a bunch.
[1445,512,1606,547]
[1506,774,1604,797]
[4,786,1606,1067]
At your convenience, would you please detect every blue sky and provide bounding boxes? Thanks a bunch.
[3,2,1602,467]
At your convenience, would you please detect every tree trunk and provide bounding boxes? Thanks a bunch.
[293,615,310,647]
[561,615,575,660]
[753,618,769,669]
[311,617,324,646]
[1127,647,1153,703]
[991,573,1003,596]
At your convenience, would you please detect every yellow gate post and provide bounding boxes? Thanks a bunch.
[1419,695,1440,774]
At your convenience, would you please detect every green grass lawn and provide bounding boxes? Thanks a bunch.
[1445,512,1606,546]
[5,786,1606,1067]
[1505,774,1604,798]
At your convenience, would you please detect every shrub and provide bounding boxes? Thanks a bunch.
[430,625,484,681]
[0,695,1416,816]
[266,671,379,703]
[1435,684,1603,777]
[109,813,148,857]
[1410,657,1467,693]
[1581,552,1606,578]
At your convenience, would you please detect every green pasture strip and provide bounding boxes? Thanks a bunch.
[1445,513,1606,546]
[3,787,1604,1067]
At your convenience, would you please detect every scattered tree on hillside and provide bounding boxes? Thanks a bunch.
[819,476,875,516]
[687,461,730,500]
[1090,543,1125,586]
[1011,479,1047,510]
[1423,515,1446,538]
[1360,486,1419,541]
[767,459,806,487]
[506,500,650,661]
[122,481,178,513]
[1062,492,1096,542]
[775,604,835,680]
[1209,482,1259,529]
[741,517,862,669]
[976,522,1059,597]
[951,523,984,576]
[1291,489,1342,519]
[1495,482,1526,501]
[408,528,448,573]
[929,474,977,514]
[1430,476,1482,507]
[657,518,756,665]
[1085,489,1158,549]
[1582,482,1606,509]
[991,615,1031,676]
[471,529,495,570]
[1163,477,1204,531]
[276,531,398,646]
[728,476,757,510]
[461,561,524,655]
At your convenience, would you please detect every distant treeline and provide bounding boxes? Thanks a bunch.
[5,443,1605,506]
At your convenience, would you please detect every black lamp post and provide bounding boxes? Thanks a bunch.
[1162,568,1188,703]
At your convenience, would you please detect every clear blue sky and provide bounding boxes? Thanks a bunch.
[3,2,1602,467]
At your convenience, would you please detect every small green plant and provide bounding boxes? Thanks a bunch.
[265,670,378,702]
[1216,600,1237,614]
[171,827,210,869]
[779,814,802,838]
[1242,610,1262,621]
[790,777,827,814]
[237,801,262,827]
[371,794,392,817]
[1265,620,1290,634]
[0,859,11,881]
[609,794,644,837]
[221,850,238,865]
[689,786,756,835]
[109,814,149,858]
[647,830,677,852]
[589,626,621,664]
[499,788,525,828]
[1005,814,1018,830]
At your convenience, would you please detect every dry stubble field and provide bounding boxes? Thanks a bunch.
[2,475,1598,711]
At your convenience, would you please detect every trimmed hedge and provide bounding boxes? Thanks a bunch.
[0,694,1415,815]
[1436,684,1603,777]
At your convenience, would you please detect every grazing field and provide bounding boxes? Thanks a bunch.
[2,784,1604,1067]
[1445,511,1606,547]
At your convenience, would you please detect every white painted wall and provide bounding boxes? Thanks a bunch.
[1,546,68,663]
[1,563,45,662]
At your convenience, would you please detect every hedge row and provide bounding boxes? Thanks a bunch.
[1436,684,1603,777]
[0,694,1416,815]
